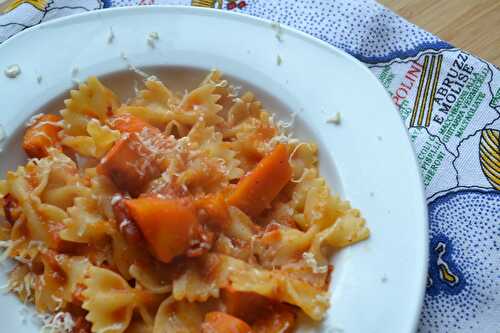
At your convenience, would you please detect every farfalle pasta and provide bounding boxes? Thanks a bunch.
[0,70,369,333]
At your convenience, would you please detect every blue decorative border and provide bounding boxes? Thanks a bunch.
[348,41,453,64]
[102,0,113,8]
[425,188,500,296]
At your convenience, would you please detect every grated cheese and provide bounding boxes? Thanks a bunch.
[119,219,133,234]
[302,252,328,274]
[54,254,65,265]
[290,172,307,184]
[214,79,228,88]
[147,31,160,48]
[288,142,310,163]
[271,22,283,42]
[0,124,5,148]
[13,256,30,265]
[71,67,80,85]
[276,55,283,66]
[275,112,296,131]
[315,292,331,304]
[326,112,341,125]
[25,113,50,128]
[227,84,242,98]
[133,80,140,95]
[120,51,158,81]
[107,27,115,44]
[38,312,75,333]
[4,64,21,78]
[110,193,122,205]
[8,272,36,303]
[161,172,172,184]
[51,295,64,311]
[33,120,64,130]
[99,323,124,333]
[264,132,299,152]
[0,239,21,263]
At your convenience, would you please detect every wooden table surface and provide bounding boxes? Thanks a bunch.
[379,0,500,66]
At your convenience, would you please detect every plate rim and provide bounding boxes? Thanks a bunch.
[0,5,428,332]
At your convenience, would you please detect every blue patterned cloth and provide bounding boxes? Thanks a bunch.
[0,1,499,332]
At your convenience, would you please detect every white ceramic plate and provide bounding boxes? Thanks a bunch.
[0,6,427,333]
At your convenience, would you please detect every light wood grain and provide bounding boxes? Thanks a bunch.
[379,0,500,66]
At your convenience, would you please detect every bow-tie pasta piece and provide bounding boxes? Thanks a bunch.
[187,124,243,181]
[61,77,119,136]
[172,254,230,303]
[129,262,176,295]
[153,297,207,333]
[4,155,71,251]
[34,252,90,312]
[220,254,330,321]
[125,79,176,128]
[176,83,223,126]
[61,119,120,159]
[82,266,137,333]
[59,197,113,243]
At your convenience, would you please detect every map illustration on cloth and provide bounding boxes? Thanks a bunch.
[0,0,111,42]
[0,0,499,332]
[369,49,500,332]
[370,49,500,200]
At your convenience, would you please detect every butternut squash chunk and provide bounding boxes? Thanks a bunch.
[227,144,292,216]
[124,197,199,263]
[96,133,161,197]
[23,114,62,158]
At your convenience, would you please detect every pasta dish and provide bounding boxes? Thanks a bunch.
[0,70,369,333]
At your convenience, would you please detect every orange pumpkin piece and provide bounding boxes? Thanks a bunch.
[23,114,62,158]
[201,312,253,333]
[227,144,292,216]
[124,197,200,263]
[97,132,161,197]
